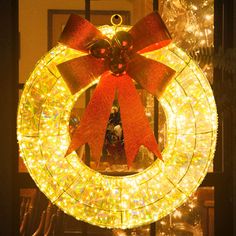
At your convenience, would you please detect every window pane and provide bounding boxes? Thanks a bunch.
[156,187,214,236]
[159,0,215,172]
[20,187,214,236]
[20,188,151,236]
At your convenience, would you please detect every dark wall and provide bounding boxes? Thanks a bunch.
[0,0,19,235]
[233,0,236,235]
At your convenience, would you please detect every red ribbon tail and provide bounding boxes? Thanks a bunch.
[117,75,162,167]
[127,54,175,98]
[66,73,117,164]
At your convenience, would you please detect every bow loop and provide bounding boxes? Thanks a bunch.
[127,54,175,98]
[58,55,109,95]
[129,11,172,53]
[59,14,107,52]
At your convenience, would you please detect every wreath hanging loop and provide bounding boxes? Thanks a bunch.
[111,14,123,27]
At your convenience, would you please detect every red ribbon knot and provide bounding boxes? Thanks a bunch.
[89,31,133,76]
[57,12,176,167]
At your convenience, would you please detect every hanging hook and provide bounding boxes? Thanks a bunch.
[111,14,123,31]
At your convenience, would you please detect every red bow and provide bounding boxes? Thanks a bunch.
[58,12,175,167]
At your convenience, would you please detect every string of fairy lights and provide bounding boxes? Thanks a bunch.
[160,0,214,83]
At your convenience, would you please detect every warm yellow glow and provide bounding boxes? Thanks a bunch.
[17,25,217,229]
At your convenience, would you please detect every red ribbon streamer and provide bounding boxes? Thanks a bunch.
[58,12,175,166]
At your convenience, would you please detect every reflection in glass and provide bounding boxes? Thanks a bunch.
[20,187,214,236]
[156,187,214,236]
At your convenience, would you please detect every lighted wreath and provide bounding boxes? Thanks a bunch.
[17,12,217,229]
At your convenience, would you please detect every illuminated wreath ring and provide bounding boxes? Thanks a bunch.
[17,25,217,229]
